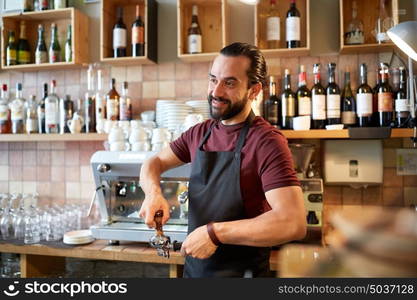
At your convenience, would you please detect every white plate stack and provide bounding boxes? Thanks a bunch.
[158,101,193,131]
[63,230,95,245]
[186,100,211,120]
[156,100,177,128]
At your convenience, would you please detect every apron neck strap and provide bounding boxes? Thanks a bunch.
[198,110,255,151]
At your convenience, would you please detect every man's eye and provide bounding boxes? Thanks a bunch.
[209,78,217,84]
[225,81,235,87]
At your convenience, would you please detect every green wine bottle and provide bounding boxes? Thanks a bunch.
[35,24,48,64]
[65,24,72,62]
[17,21,31,64]
[49,23,61,63]
[6,31,17,66]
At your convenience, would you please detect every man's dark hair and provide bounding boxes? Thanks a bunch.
[219,42,267,88]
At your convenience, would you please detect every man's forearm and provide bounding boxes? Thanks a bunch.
[212,210,306,247]
[140,156,163,197]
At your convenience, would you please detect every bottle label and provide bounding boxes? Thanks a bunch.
[18,51,30,64]
[312,95,326,120]
[107,99,119,121]
[49,50,60,63]
[395,99,409,112]
[286,16,300,41]
[65,43,72,62]
[35,51,47,64]
[327,94,341,118]
[96,95,106,120]
[282,95,296,117]
[267,105,278,123]
[113,28,127,48]
[7,49,16,63]
[378,92,393,112]
[266,17,280,41]
[10,102,24,121]
[132,26,144,44]
[26,119,37,133]
[188,34,202,54]
[356,93,373,116]
[0,105,9,121]
[54,0,66,9]
[120,100,128,121]
[342,111,356,124]
[45,102,58,126]
[298,96,311,116]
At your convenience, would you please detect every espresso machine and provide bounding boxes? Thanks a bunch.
[89,151,191,244]
[289,144,323,227]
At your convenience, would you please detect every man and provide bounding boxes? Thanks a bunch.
[139,42,306,277]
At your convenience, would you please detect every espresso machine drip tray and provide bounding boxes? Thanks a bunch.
[90,151,191,243]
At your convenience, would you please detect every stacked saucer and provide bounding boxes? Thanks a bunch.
[63,230,95,245]
[161,102,192,131]
[186,100,211,120]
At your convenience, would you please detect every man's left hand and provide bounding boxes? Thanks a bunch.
[180,225,218,259]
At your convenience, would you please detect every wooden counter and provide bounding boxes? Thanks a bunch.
[0,240,281,278]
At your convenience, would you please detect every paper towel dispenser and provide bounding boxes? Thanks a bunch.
[324,140,383,187]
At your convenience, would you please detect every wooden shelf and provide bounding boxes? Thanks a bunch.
[0,133,107,142]
[281,128,413,139]
[255,0,310,57]
[1,8,89,71]
[339,0,399,54]
[177,0,229,62]
[100,0,157,65]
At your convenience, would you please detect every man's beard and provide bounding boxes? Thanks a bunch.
[208,94,248,120]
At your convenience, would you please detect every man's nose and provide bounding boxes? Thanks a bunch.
[211,82,225,98]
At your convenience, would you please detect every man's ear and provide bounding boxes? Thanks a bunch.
[248,82,263,100]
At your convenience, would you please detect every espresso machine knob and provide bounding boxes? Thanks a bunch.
[97,164,111,173]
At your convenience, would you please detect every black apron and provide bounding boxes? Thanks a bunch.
[183,112,271,278]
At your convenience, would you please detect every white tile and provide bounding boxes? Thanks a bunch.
[66,182,81,200]
[81,182,95,201]
[158,81,175,98]
[80,165,93,182]
[0,166,8,181]
[23,181,37,194]
[9,181,22,193]
[50,141,66,150]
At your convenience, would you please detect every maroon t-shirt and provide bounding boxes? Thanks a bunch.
[170,116,300,218]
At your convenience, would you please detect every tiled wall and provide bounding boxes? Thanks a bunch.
[0,54,416,234]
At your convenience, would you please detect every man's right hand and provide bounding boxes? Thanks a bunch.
[138,194,170,228]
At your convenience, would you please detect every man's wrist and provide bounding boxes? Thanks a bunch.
[207,222,222,246]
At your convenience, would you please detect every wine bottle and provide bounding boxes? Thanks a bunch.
[49,23,61,63]
[35,24,48,64]
[377,63,393,127]
[266,0,280,49]
[311,63,326,129]
[6,31,17,66]
[296,65,311,118]
[372,66,382,126]
[341,71,357,128]
[23,0,33,12]
[59,95,73,134]
[188,5,202,54]
[281,69,297,129]
[10,83,25,134]
[395,67,410,128]
[356,64,373,127]
[265,75,280,127]
[0,84,11,134]
[65,24,72,62]
[106,78,120,121]
[37,83,47,134]
[113,7,127,58]
[119,82,132,121]
[286,0,301,48]
[85,65,96,133]
[17,21,31,65]
[45,80,60,134]
[326,63,341,125]
[95,68,107,123]
[54,0,66,9]
[25,95,39,134]
[40,0,49,10]
[132,4,145,57]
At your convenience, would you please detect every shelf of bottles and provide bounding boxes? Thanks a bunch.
[340,0,399,54]
[255,0,310,58]
[177,0,229,63]
[1,8,89,72]
[100,0,157,65]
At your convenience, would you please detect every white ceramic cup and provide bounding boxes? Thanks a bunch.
[67,118,83,134]
[96,118,105,134]
[129,127,151,143]
[141,110,155,122]
[293,116,311,131]
[152,128,171,144]
[110,141,130,152]
[131,141,151,151]
[108,126,126,143]
[130,120,142,129]
[104,120,118,134]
